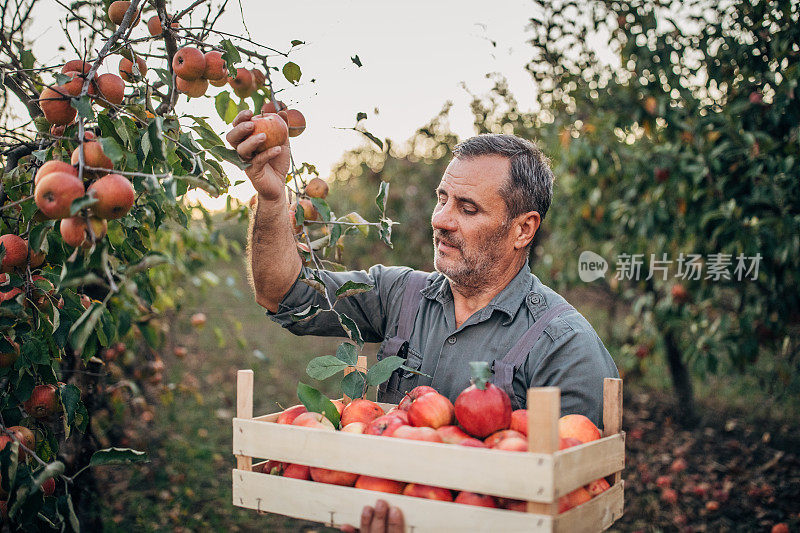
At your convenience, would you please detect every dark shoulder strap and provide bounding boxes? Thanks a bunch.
[502,302,574,368]
[396,271,429,341]
[380,270,429,358]
[491,302,574,409]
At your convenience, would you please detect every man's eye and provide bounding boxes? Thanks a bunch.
[463,207,477,215]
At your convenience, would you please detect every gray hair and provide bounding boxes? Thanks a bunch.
[452,134,554,222]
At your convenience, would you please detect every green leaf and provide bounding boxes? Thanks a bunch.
[32,461,64,492]
[282,61,302,84]
[28,221,54,253]
[289,304,321,322]
[340,371,365,400]
[291,39,304,46]
[335,280,374,300]
[375,181,389,213]
[379,218,393,247]
[220,40,241,76]
[356,112,367,122]
[215,91,239,123]
[61,383,88,432]
[69,194,99,216]
[338,314,364,347]
[98,136,125,164]
[351,55,362,67]
[297,382,340,427]
[341,212,370,237]
[68,301,105,356]
[306,355,349,380]
[72,96,95,121]
[207,145,249,170]
[148,117,165,159]
[309,197,331,222]
[469,361,492,390]
[366,355,405,387]
[89,448,149,467]
[187,115,224,145]
[335,342,358,365]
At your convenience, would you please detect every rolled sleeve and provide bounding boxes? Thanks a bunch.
[266,264,411,343]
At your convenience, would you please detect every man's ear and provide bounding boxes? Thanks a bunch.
[514,211,541,250]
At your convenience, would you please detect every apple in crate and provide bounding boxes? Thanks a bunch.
[292,412,335,430]
[458,438,488,448]
[454,491,498,508]
[398,385,436,411]
[309,467,358,486]
[341,399,384,426]
[276,404,307,424]
[586,477,611,496]
[392,425,443,443]
[484,429,524,448]
[402,483,453,502]
[558,414,601,443]
[492,437,528,452]
[436,425,471,444]
[355,475,405,494]
[510,409,528,436]
[454,362,512,438]
[283,463,311,480]
[407,392,454,429]
[341,422,366,433]
[558,486,592,512]
[366,414,405,437]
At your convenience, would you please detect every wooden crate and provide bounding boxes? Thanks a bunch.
[232,369,624,532]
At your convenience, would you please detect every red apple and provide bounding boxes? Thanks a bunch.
[585,477,611,496]
[492,437,528,452]
[276,404,307,424]
[559,437,583,450]
[292,412,335,430]
[498,498,526,512]
[355,475,405,494]
[459,438,489,448]
[309,467,358,486]
[510,409,528,436]
[408,392,454,429]
[340,398,384,427]
[402,483,453,502]
[558,414,601,443]
[341,422,367,434]
[283,463,311,480]
[258,460,285,475]
[454,381,512,438]
[484,429,524,448]
[436,425,471,444]
[398,385,436,411]
[366,414,405,437]
[392,425,442,443]
[454,491,498,508]
[558,486,592,513]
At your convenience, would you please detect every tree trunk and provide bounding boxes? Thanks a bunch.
[663,329,698,426]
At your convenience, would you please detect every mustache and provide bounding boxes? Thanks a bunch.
[433,231,463,249]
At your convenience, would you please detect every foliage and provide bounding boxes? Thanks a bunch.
[475,0,800,416]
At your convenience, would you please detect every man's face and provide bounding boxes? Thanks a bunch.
[431,155,517,291]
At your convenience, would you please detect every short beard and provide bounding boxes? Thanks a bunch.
[433,218,511,297]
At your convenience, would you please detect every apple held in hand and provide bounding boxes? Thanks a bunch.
[454,361,512,438]
[250,114,288,151]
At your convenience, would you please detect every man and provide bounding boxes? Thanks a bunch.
[227,111,618,532]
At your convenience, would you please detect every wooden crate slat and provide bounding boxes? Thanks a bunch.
[553,433,625,496]
[553,480,624,533]
[233,418,555,502]
[235,370,254,471]
[232,469,556,532]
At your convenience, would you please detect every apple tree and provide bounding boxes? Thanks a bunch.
[0,0,392,528]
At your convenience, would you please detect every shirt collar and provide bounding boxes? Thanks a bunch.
[421,260,534,326]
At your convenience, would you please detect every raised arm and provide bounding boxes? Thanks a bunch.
[226,109,302,312]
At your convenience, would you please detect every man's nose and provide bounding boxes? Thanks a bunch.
[431,202,457,232]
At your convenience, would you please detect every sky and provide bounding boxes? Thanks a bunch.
[28,0,545,209]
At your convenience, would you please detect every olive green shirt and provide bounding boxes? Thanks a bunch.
[267,261,619,428]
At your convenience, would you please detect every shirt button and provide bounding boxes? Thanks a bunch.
[528,294,541,305]
[447,336,457,345]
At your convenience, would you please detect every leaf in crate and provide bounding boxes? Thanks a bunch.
[365,355,405,387]
[89,448,149,467]
[335,342,358,366]
[297,382,341,427]
[335,280,374,300]
[306,355,349,380]
[341,370,366,400]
